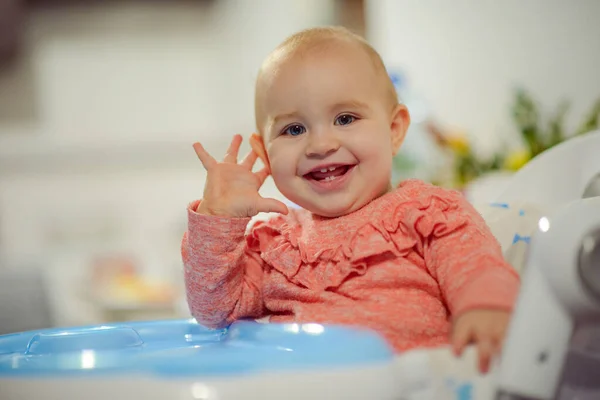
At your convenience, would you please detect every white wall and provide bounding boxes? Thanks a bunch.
[0,0,335,326]
[1,0,335,148]
[366,0,600,154]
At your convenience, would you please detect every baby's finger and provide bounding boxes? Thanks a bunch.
[241,150,259,170]
[224,134,243,164]
[493,334,506,358]
[254,166,271,185]
[193,142,217,170]
[497,321,509,349]
[490,319,508,356]
[256,197,289,215]
[477,339,494,374]
[451,324,472,357]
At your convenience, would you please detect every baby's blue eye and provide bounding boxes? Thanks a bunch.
[283,124,306,136]
[335,114,356,126]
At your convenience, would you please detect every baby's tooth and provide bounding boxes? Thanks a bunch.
[320,168,328,173]
[328,166,336,171]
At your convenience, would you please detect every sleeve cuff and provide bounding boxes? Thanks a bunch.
[450,267,520,318]
[187,200,251,249]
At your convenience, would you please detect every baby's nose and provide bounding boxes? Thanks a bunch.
[305,131,340,157]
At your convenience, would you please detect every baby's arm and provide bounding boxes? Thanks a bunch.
[183,134,288,328]
[421,188,520,372]
[182,202,265,329]
[423,192,520,318]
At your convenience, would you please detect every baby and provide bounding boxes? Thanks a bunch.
[182,26,520,373]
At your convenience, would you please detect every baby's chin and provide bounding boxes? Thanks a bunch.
[288,195,370,219]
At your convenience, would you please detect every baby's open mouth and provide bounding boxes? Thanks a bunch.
[304,165,353,182]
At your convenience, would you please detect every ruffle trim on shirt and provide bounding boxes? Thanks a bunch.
[246,180,469,291]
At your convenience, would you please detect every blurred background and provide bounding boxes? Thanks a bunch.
[0,0,599,333]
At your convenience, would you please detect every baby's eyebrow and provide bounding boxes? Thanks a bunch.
[330,100,370,112]
[271,111,300,126]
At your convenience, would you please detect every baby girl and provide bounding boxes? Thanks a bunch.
[182,26,520,373]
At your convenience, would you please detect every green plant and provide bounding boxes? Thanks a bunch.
[512,89,600,158]
[418,89,600,188]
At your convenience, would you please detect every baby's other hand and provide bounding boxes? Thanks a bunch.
[451,309,511,374]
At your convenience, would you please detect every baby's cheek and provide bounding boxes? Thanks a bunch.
[366,150,393,176]
[267,157,297,195]
[268,156,290,180]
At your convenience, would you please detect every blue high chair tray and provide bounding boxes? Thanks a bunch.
[0,319,393,378]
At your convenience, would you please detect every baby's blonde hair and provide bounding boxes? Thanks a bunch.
[255,26,398,133]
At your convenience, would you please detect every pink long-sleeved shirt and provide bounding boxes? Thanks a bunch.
[182,179,520,352]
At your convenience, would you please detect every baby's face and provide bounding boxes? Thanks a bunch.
[256,42,408,217]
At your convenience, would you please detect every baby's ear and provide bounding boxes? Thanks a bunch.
[390,104,410,156]
[250,133,271,170]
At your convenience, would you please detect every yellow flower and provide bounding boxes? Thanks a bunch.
[503,149,531,171]
[445,135,470,155]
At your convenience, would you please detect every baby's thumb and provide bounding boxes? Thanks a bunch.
[256,197,289,215]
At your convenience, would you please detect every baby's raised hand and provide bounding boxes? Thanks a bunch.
[451,309,511,374]
[193,134,289,218]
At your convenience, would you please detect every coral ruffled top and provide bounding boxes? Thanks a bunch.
[183,180,519,352]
